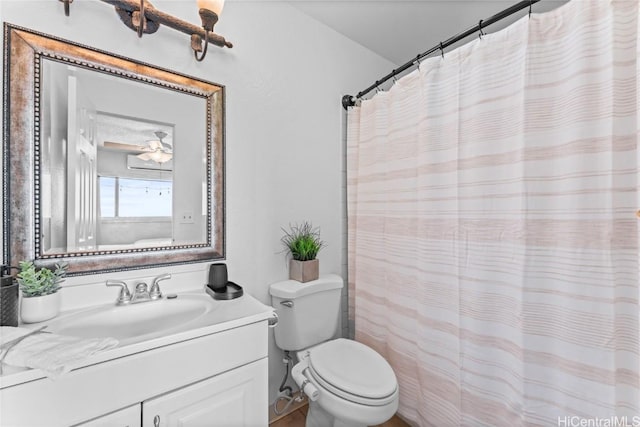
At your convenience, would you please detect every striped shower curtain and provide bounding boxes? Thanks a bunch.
[346,1,640,425]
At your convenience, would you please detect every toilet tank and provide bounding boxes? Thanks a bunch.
[270,274,343,351]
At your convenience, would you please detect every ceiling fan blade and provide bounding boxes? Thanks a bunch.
[103,141,150,152]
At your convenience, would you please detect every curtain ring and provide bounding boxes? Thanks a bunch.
[439,42,445,58]
[478,19,485,39]
[414,54,422,70]
[392,70,398,84]
[375,81,381,94]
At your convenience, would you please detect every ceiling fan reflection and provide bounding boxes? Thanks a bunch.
[102,130,173,164]
[136,131,173,164]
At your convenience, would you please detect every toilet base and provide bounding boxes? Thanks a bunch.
[305,400,367,427]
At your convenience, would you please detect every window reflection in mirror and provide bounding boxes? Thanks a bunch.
[99,177,173,218]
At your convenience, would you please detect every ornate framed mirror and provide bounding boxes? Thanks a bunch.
[3,24,225,275]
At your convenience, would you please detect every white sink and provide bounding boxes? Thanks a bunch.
[46,294,216,346]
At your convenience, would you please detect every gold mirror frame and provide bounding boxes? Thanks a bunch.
[2,24,225,275]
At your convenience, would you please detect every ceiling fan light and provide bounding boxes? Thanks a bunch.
[152,152,173,163]
[137,151,173,164]
[137,130,173,163]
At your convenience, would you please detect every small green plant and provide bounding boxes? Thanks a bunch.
[17,261,68,298]
[281,222,325,261]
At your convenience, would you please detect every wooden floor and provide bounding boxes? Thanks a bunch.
[269,403,409,427]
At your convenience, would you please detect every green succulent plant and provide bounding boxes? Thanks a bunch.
[281,222,325,261]
[17,261,68,298]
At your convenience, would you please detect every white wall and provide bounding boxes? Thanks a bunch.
[0,0,393,406]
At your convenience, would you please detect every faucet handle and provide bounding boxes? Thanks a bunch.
[106,280,132,305]
[150,273,171,300]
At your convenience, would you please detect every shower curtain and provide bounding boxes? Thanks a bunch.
[346,1,640,425]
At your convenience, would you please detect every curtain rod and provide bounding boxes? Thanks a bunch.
[341,0,541,110]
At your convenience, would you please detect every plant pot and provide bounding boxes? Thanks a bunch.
[20,292,61,324]
[289,259,319,283]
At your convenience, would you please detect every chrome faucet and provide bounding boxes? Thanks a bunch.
[106,280,132,305]
[150,273,171,300]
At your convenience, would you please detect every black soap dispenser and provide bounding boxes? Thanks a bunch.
[205,263,243,300]
[0,265,19,326]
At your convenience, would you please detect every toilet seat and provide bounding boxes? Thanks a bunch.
[307,338,398,406]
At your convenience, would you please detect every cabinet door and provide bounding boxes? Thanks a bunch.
[142,358,268,427]
[76,404,141,427]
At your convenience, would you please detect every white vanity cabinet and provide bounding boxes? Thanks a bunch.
[142,358,267,427]
[0,317,270,427]
[78,358,268,427]
[77,405,141,427]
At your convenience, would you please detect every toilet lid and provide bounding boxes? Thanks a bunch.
[308,339,397,403]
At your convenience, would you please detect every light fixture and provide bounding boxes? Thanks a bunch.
[137,131,173,164]
[193,0,225,61]
[59,0,232,61]
[138,150,173,164]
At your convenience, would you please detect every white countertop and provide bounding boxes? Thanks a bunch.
[0,291,274,389]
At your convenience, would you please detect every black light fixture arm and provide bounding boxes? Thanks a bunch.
[342,0,540,109]
[59,0,232,49]
[194,8,219,62]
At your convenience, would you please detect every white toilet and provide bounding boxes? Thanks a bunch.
[270,274,399,427]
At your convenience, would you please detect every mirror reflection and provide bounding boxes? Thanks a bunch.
[4,25,224,274]
[40,59,207,255]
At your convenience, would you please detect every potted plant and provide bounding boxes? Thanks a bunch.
[281,222,324,283]
[17,261,68,323]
